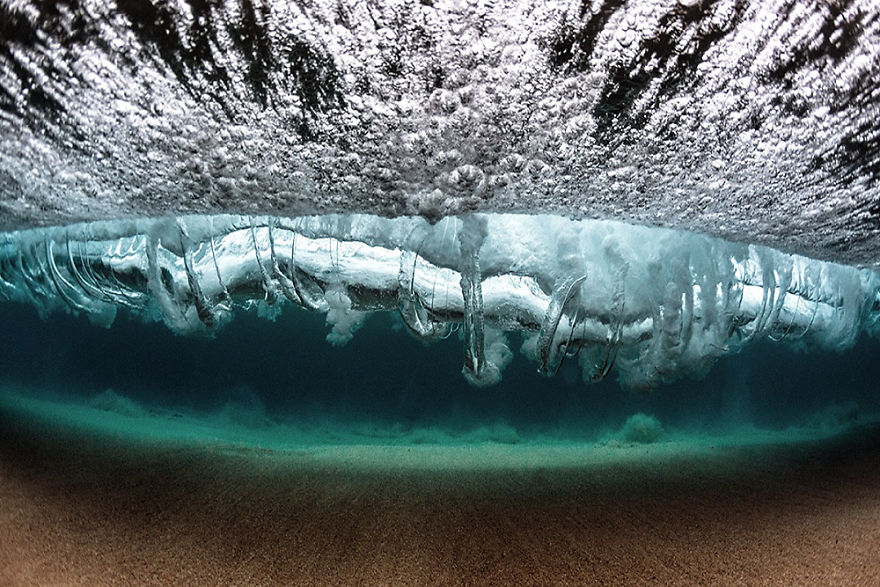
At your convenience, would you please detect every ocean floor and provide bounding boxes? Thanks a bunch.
[1,385,880,584]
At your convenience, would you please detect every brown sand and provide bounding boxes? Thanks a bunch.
[1,407,879,585]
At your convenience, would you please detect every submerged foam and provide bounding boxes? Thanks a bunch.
[1,213,878,390]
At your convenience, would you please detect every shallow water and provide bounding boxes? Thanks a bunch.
[2,296,878,453]
[1,234,880,583]
[2,344,880,584]
[1,0,879,581]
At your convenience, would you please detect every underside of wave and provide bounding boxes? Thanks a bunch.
[1,213,878,391]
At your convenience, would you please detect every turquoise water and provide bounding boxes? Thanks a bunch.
[1,299,877,461]
[1,223,879,584]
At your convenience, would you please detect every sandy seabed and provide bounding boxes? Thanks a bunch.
[1,395,879,585]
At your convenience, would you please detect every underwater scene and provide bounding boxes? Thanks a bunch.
[2,213,880,583]
[2,0,880,583]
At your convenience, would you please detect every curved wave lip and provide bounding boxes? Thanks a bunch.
[2,213,878,391]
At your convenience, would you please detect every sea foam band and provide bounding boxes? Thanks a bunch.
[1,214,878,390]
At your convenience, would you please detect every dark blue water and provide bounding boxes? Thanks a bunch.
[1,301,878,441]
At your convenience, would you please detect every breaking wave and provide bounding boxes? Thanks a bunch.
[2,213,878,390]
